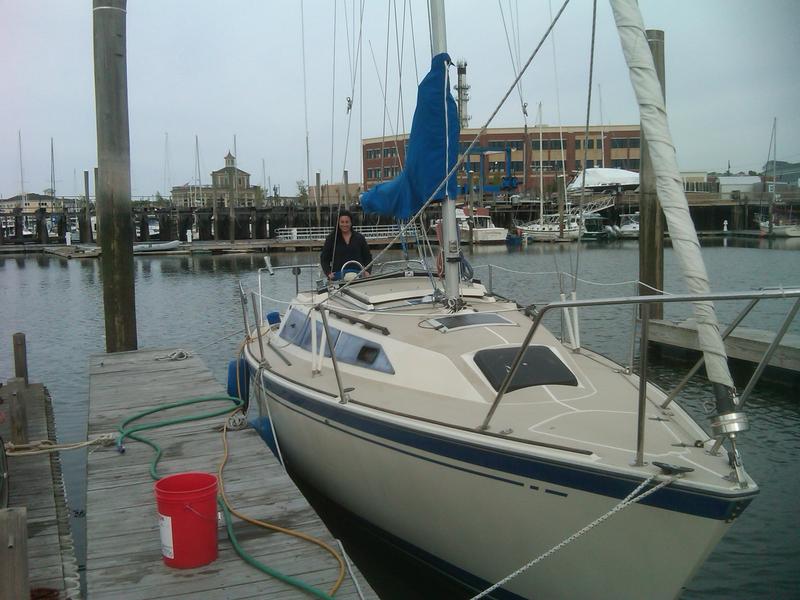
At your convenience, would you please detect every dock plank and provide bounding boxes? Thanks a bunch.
[86,348,376,599]
[0,384,78,598]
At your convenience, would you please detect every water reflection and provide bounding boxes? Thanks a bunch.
[0,240,797,598]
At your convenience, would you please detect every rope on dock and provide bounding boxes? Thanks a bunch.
[469,474,677,599]
[4,433,116,456]
[153,329,247,362]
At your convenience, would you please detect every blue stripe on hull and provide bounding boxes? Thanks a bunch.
[261,373,756,521]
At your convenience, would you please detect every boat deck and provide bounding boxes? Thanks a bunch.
[249,275,749,494]
[86,348,376,599]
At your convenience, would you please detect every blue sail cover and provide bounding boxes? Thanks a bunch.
[361,53,460,219]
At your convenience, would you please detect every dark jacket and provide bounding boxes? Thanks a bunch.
[320,230,373,275]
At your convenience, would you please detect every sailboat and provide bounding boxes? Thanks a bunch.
[238,2,795,597]
[758,118,799,237]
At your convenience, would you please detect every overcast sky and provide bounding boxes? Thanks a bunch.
[2,0,798,199]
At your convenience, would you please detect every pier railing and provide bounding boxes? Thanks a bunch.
[480,288,800,479]
[274,224,420,242]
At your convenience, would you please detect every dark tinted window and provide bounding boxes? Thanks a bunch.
[474,346,578,391]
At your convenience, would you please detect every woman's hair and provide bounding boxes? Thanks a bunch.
[337,210,354,233]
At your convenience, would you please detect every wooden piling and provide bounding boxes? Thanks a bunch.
[83,169,93,243]
[13,332,28,384]
[93,0,138,352]
[343,169,350,210]
[639,29,665,319]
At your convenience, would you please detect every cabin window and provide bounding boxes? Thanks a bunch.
[299,320,341,356]
[334,332,394,374]
[356,345,379,364]
[278,309,309,345]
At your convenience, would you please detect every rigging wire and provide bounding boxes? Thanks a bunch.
[324,0,573,304]
[339,0,366,176]
[394,0,410,141]
[547,0,570,207]
[300,0,312,225]
[329,0,339,200]
[367,40,400,144]
[574,0,599,292]
[498,1,528,126]
[380,2,392,183]
[408,0,420,83]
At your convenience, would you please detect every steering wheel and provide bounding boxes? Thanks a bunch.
[335,260,366,281]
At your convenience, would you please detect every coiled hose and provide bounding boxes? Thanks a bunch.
[117,394,344,599]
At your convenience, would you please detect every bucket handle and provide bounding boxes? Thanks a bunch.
[184,502,218,523]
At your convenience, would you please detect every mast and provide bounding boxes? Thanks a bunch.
[769,117,777,235]
[538,102,543,225]
[18,131,25,204]
[429,0,460,304]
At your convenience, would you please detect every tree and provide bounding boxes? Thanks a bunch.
[254,186,265,207]
[296,179,309,205]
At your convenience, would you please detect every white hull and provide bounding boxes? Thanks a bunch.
[517,223,580,242]
[760,223,800,237]
[459,224,509,244]
[255,369,742,599]
[132,240,180,253]
[617,226,639,239]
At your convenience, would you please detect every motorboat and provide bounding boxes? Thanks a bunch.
[581,213,616,240]
[132,240,180,253]
[615,212,640,239]
[437,207,508,244]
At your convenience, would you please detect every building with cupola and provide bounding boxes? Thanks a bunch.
[171,152,262,208]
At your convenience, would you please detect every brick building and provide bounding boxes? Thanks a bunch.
[362,124,642,196]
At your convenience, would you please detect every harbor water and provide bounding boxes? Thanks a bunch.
[0,236,798,598]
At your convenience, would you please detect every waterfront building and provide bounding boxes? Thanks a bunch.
[0,192,79,215]
[171,152,262,208]
[362,124,642,196]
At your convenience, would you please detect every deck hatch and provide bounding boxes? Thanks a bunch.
[474,346,578,391]
[429,312,515,332]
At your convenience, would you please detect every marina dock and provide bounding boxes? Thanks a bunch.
[0,376,80,599]
[649,318,800,381]
[86,348,376,599]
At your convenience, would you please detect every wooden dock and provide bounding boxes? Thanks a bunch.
[86,348,376,600]
[649,318,800,379]
[0,379,80,599]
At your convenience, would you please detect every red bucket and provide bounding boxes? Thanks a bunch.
[154,472,219,568]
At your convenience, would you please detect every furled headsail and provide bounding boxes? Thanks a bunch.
[611,0,735,393]
[361,53,460,219]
